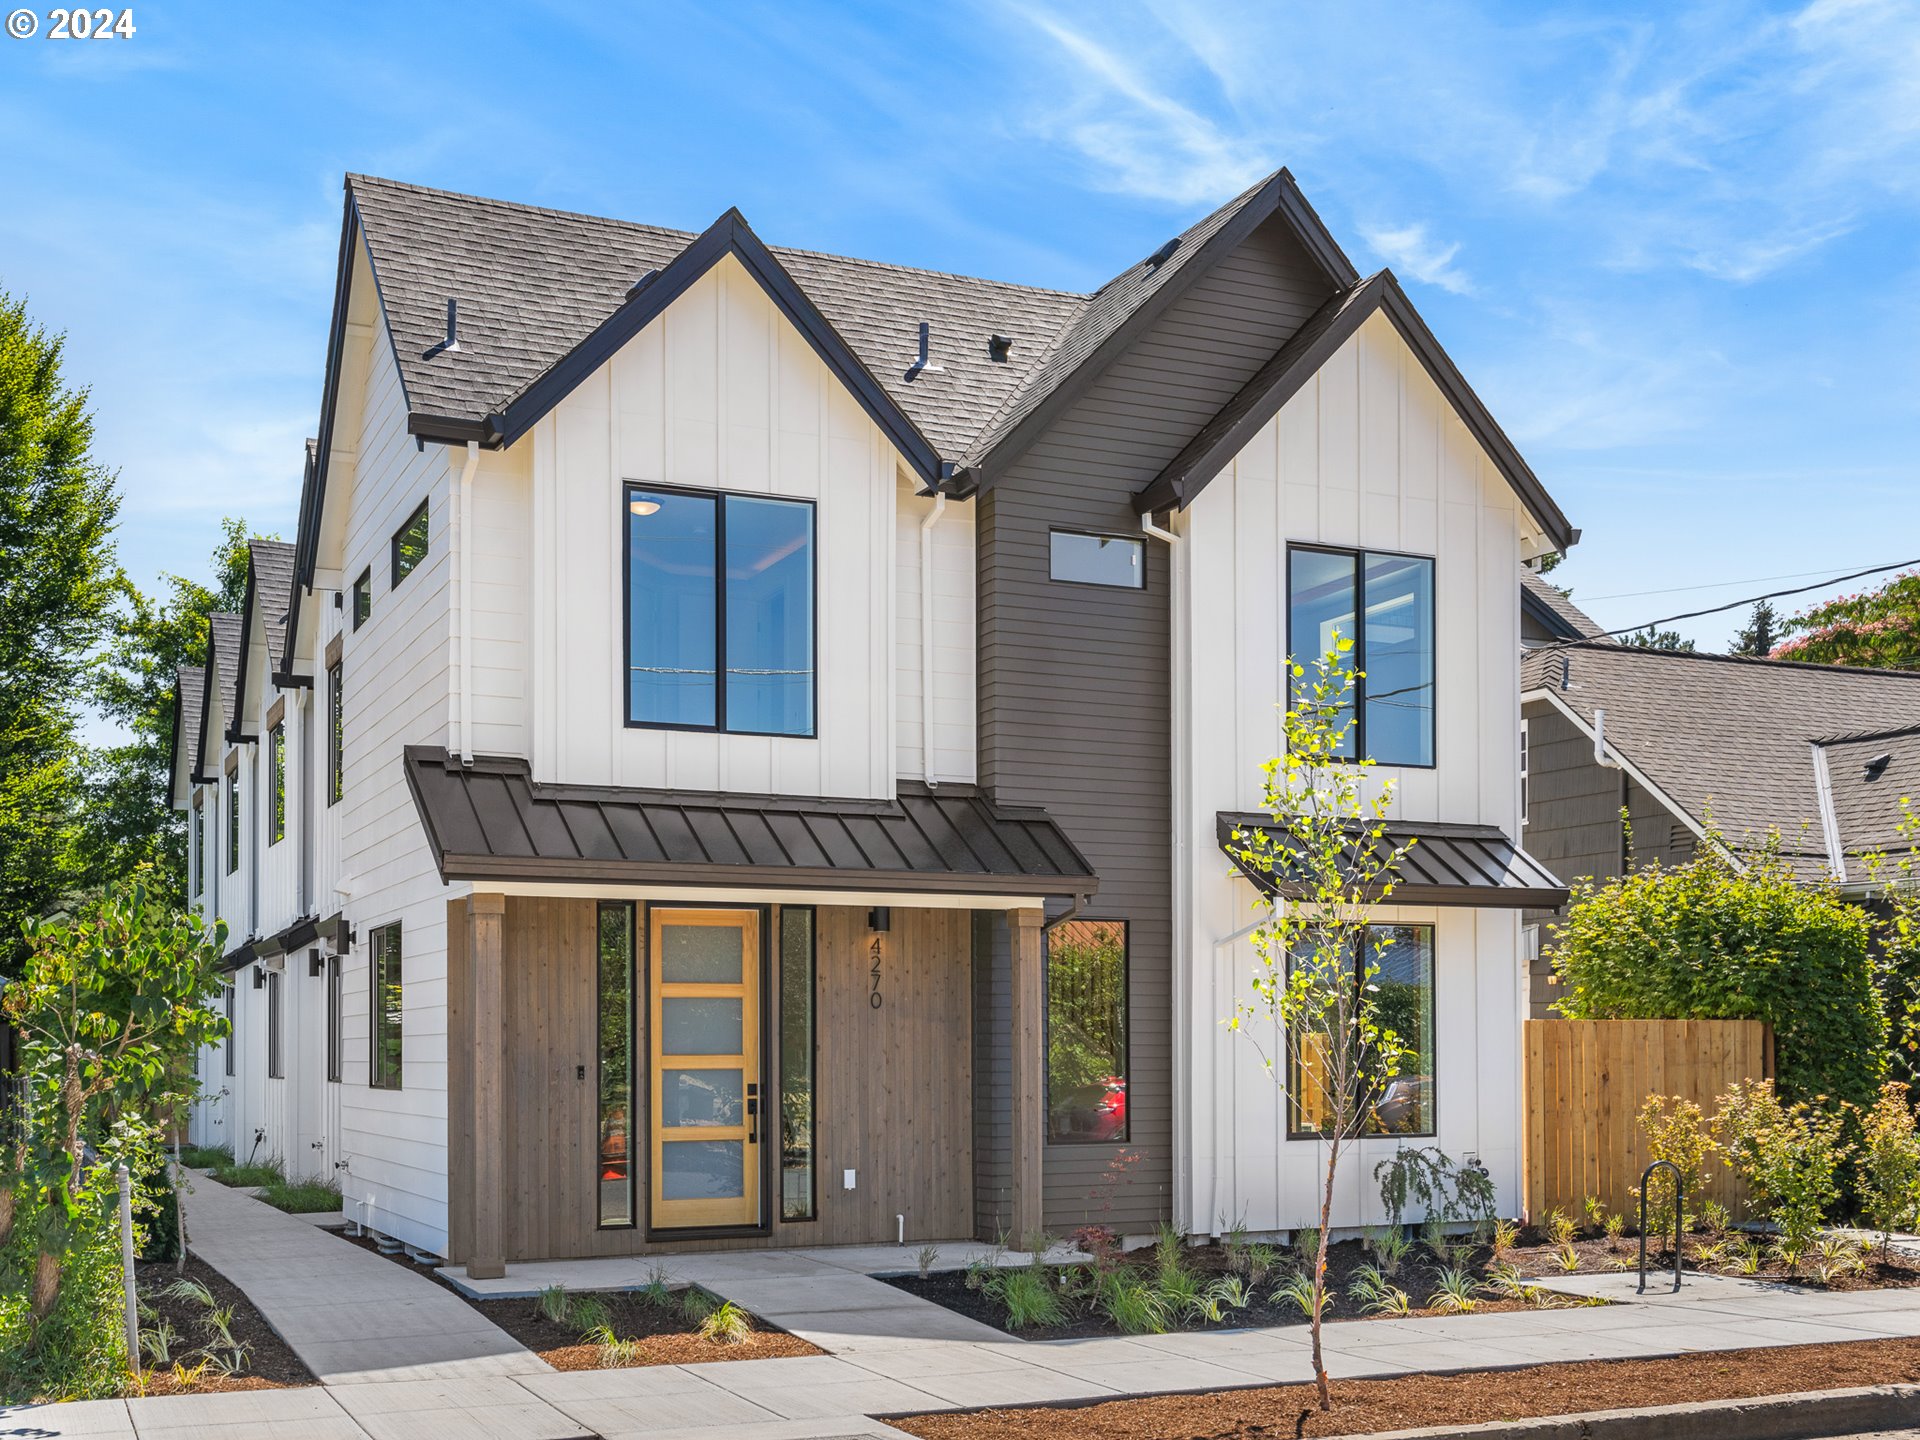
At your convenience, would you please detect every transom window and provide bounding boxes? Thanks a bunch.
[624,486,815,736]
[1287,924,1435,1139]
[1288,546,1435,767]
[1050,530,1145,589]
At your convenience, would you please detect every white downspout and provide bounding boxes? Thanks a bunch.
[918,492,947,786]
[457,441,480,764]
[1593,707,1620,769]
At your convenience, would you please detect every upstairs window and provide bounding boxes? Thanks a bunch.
[268,723,286,845]
[191,798,204,896]
[225,772,241,874]
[1050,530,1145,589]
[1287,546,1435,768]
[351,569,371,631]
[326,663,343,806]
[391,499,429,588]
[370,921,403,1090]
[624,486,815,736]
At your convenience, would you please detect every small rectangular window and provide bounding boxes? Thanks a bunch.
[370,921,403,1090]
[325,954,342,1084]
[326,663,343,806]
[351,569,371,631]
[1287,546,1435,767]
[596,903,634,1228]
[223,980,235,1078]
[268,723,286,846]
[266,970,284,1079]
[1049,531,1145,589]
[1046,919,1129,1143]
[226,773,241,874]
[780,907,816,1220]
[1287,924,1435,1139]
[391,499,429,588]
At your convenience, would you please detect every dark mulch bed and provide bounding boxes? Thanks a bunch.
[129,1253,314,1394]
[891,1336,1920,1439]
[330,1228,819,1368]
[885,1240,1540,1342]
[1506,1232,1920,1291]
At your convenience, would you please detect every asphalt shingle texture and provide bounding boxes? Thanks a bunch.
[248,538,296,671]
[208,612,243,734]
[1820,724,1920,869]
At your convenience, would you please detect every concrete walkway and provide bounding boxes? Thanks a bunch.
[11,1204,1920,1439]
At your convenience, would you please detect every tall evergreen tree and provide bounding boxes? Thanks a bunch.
[1624,626,1696,653]
[1730,598,1782,658]
[83,519,253,909]
[0,292,120,975]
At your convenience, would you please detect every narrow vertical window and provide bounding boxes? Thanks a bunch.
[223,981,235,1078]
[226,772,241,874]
[391,498,430,587]
[351,568,371,630]
[268,723,287,845]
[325,954,342,1084]
[1046,919,1129,1143]
[326,663,343,806]
[1519,718,1530,825]
[191,798,204,896]
[596,903,634,1228]
[266,970,284,1079]
[370,921,403,1090]
[779,907,816,1220]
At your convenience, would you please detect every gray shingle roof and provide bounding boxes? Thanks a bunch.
[208,612,243,736]
[1818,723,1920,875]
[348,173,1084,462]
[1521,568,1606,641]
[172,664,204,800]
[1524,643,1920,879]
[248,539,296,671]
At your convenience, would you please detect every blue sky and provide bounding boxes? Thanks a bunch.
[4,0,1917,652]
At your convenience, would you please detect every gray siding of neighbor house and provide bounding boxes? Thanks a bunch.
[973,215,1336,1235]
[1522,698,1696,1017]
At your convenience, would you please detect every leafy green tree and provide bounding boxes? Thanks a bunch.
[81,519,253,909]
[1777,570,1920,669]
[0,292,120,977]
[1730,599,1781,658]
[1624,626,1696,652]
[1225,642,1414,1414]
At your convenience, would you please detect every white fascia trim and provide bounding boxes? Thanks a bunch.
[1524,687,1733,866]
[1810,741,1846,884]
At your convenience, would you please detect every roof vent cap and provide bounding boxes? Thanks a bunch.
[1866,753,1893,780]
[1145,237,1180,270]
[988,333,1013,363]
[626,269,660,301]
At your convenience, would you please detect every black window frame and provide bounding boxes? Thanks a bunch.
[369,921,403,1091]
[1047,528,1148,591]
[1044,916,1131,1146]
[778,905,818,1222]
[223,980,235,1078]
[596,901,637,1230]
[325,953,342,1084]
[1284,923,1437,1142]
[391,498,429,589]
[191,796,204,896]
[266,969,284,1079]
[225,770,241,875]
[351,568,372,631]
[326,662,343,807]
[621,482,819,739]
[1286,543,1437,770]
[267,722,287,846]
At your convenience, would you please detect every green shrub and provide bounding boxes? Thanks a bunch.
[1550,839,1884,1110]
[1632,1095,1718,1233]
[208,1161,283,1189]
[0,1185,130,1402]
[985,1264,1064,1329]
[174,1145,231,1171]
[1859,1081,1920,1241]
[1718,1078,1851,1257]
[258,1179,342,1215]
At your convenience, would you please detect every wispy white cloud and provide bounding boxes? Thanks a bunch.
[1359,221,1473,295]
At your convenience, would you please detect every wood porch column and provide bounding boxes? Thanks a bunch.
[466,892,507,1280]
[1009,907,1045,1240]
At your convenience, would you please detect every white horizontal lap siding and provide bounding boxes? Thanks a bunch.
[331,325,458,1255]
[533,255,895,800]
[1179,312,1527,1234]
[895,475,978,784]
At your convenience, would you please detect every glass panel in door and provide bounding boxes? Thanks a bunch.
[649,908,761,1228]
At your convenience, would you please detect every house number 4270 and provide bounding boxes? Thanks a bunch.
[868,937,883,1009]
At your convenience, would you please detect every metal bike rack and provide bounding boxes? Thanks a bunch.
[1637,1158,1683,1294]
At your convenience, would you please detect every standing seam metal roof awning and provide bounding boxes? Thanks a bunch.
[1217,813,1569,909]
[405,747,1098,898]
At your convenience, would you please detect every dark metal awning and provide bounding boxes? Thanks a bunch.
[405,747,1098,899]
[1217,813,1569,909]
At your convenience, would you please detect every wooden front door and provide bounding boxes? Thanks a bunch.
[648,908,762,1230]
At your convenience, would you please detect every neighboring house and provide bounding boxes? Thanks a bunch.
[1520,624,1920,1016]
[170,168,1572,1272]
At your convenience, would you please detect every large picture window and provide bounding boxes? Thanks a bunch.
[1046,919,1128,1144]
[370,921,403,1090]
[1287,924,1435,1139]
[1288,547,1435,767]
[624,486,815,736]
[268,723,286,845]
[597,903,634,1228]
[779,907,816,1220]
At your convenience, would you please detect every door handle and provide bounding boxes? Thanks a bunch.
[746,1084,759,1144]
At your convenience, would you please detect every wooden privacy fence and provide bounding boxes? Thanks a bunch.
[1523,1019,1773,1222]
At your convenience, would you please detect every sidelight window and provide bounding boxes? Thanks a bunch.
[1046,919,1129,1144]
[370,921,403,1090]
[597,903,635,1228]
[624,486,815,736]
[779,908,816,1220]
[1287,546,1435,767]
[266,970,284,1079]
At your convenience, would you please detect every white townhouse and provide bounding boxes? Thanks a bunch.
[170,169,1572,1275]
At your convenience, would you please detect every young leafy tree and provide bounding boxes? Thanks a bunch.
[0,291,121,977]
[1776,570,1920,669]
[1225,642,1415,1413]
[1729,599,1781,658]
[81,518,255,909]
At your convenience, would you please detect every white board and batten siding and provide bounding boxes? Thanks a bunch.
[896,477,978,785]
[1177,312,1529,1235]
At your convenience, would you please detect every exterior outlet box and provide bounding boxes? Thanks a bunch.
[843,1169,857,1190]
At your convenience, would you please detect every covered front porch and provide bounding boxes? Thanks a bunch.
[406,747,1097,1277]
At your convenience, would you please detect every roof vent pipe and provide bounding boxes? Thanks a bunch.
[421,298,462,360]
[1594,707,1621,770]
[905,321,944,381]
